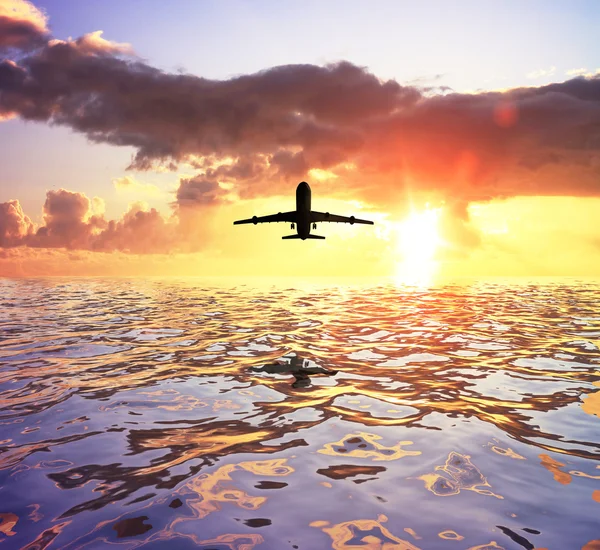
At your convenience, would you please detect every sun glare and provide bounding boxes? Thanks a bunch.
[395,208,442,285]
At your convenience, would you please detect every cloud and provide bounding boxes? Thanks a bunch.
[0,0,48,50]
[2,24,600,209]
[0,199,34,246]
[71,30,134,56]
[0,109,16,121]
[32,188,103,249]
[526,66,556,79]
[566,68,588,77]
[176,177,227,207]
[566,67,600,78]
[0,169,233,254]
[47,30,134,57]
[113,175,160,195]
[0,188,188,253]
[93,201,176,254]
[0,41,418,175]
[1,1,600,265]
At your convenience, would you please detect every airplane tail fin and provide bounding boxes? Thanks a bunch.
[282,234,301,240]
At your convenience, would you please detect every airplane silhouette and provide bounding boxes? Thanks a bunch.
[233,181,374,240]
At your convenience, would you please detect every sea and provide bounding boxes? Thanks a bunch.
[0,277,599,549]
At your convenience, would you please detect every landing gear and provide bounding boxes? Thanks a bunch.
[291,223,295,230]
[312,223,317,230]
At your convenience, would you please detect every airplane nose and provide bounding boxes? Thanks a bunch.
[298,181,310,190]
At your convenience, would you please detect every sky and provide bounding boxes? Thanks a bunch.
[1,0,599,278]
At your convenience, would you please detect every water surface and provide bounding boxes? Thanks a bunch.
[1,277,599,549]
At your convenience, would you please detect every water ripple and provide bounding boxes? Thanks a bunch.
[0,277,599,548]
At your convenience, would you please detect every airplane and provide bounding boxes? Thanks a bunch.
[233,181,374,240]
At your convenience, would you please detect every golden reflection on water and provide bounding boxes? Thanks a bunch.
[318,432,420,461]
[489,444,526,460]
[173,459,293,521]
[418,452,503,499]
[0,513,18,536]
[310,514,421,550]
[539,453,572,485]
[466,542,505,550]
[438,530,464,541]
[582,381,600,418]
[403,527,421,540]
[1,277,600,548]
[570,468,600,480]
[165,458,293,545]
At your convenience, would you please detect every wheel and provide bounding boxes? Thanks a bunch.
[291,223,295,229]
[312,223,317,230]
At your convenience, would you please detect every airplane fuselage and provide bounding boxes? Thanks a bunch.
[295,181,312,239]
[233,180,373,239]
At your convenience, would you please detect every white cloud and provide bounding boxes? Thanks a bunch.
[565,67,600,78]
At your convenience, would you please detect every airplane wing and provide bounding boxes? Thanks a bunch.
[233,211,296,225]
[311,211,374,225]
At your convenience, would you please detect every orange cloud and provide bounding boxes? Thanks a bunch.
[93,202,176,254]
[0,0,48,50]
[176,177,228,207]
[0,174,233,258]
[72,30,134,56]
[0,199,34,246]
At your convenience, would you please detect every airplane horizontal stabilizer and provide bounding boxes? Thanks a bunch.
[282,234,301,239]
[306,234,325,239]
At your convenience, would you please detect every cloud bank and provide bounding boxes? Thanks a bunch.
[2,1,600,203]
[0,188,220,254]
[1,0,600,262]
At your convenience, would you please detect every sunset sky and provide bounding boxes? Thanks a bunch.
[1,0,599,278]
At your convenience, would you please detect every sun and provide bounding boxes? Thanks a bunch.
[395,208,442,285]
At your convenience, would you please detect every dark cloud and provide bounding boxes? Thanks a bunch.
[0,44,406,173]
[176,177,226,208]
[2,25,600,204]
[269,150,308,180]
